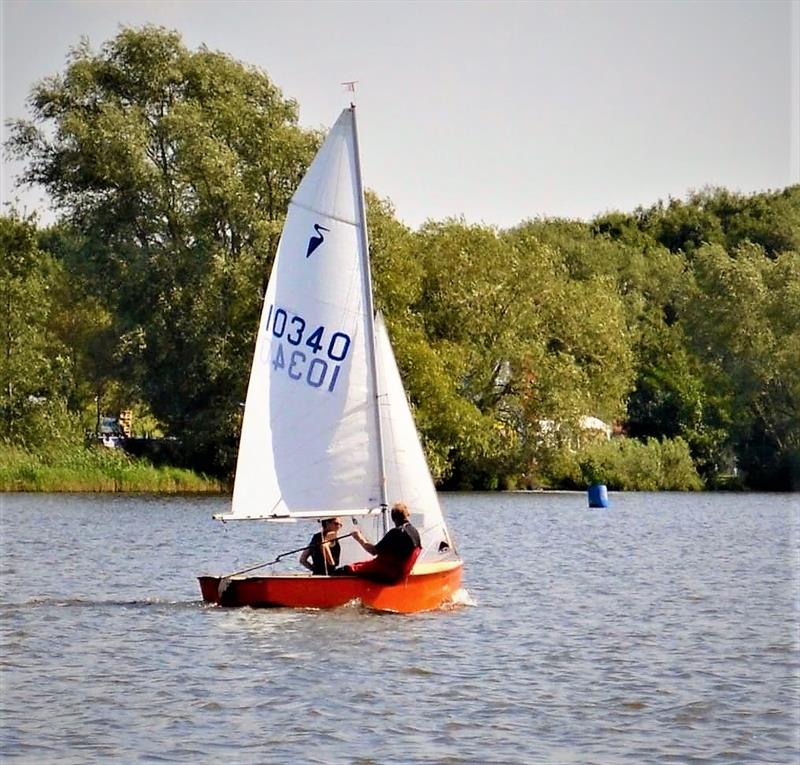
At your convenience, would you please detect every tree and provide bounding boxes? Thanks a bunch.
[503,221,636,423]
[593,188,800,486]
[681,243,800,488]
[640,194,725,255]
[693,186,800,258]
[0,215,81,448]
[399,218,635,487]
[6,26,319,473]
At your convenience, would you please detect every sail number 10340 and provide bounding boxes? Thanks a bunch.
[265,304,352,393]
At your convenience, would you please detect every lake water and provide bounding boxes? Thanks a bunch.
[1,491,798,764]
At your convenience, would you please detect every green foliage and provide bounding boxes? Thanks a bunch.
[396,217,636,487]
[368,192,424,316]
[642,196,726,254]
[680,243,800,489]
[0,441,222,492]
[5,24,798,491]
[0,215,81,448]
[589,187,800,490]
[6,26,319,474]
[543,437,703,491]
[637,186,800,259]
[694,186,800,257]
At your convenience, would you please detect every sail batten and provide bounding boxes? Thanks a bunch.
[289,200,359,227]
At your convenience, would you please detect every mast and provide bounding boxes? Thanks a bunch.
[350,104,389,535]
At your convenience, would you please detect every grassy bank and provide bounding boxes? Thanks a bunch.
[0,443,226,493]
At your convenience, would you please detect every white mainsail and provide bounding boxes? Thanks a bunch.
[219,107,454,563]
[226,109,380,520]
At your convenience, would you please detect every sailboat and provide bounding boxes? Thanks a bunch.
[198,106,463,613]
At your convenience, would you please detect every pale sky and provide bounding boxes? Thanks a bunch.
[2,0,799,230]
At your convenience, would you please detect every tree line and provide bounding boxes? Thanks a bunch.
[3,27,798,490]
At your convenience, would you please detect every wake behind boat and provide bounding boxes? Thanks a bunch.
[198,106,463,612]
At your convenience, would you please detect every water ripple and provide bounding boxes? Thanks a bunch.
[1,491,798,764]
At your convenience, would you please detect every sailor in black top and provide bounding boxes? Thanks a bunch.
[374,519,421,560]
[347,502,422,582]
[299,517,342,575]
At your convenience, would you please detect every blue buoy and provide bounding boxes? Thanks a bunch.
[588,483,609,508]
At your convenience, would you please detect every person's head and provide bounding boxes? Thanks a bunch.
[321,517,342,533]
[390,502,410,527]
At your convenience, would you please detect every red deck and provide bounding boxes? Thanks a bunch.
[198,560,463,614]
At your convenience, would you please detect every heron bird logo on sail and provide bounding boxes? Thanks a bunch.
[306,224,330,258]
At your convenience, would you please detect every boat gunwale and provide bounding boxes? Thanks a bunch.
[199,559,463,583]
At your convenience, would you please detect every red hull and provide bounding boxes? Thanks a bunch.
[198,560,463,614]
